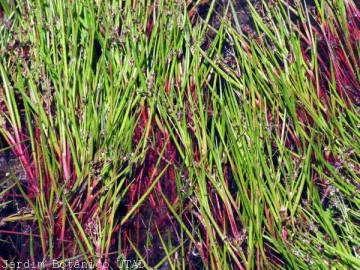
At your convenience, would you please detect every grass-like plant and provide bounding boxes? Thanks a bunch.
[0,0,359,269]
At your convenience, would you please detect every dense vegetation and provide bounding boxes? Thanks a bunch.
[0,0,359,269]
